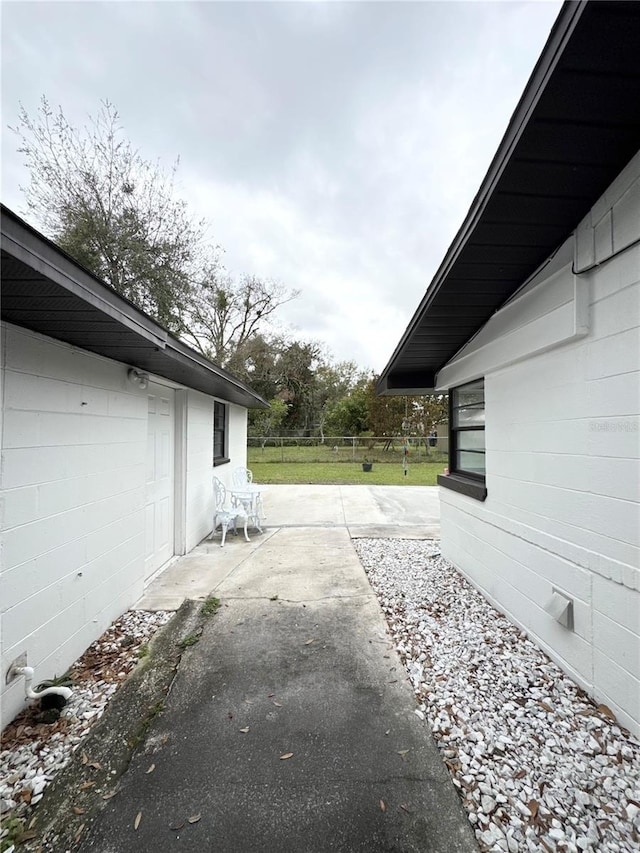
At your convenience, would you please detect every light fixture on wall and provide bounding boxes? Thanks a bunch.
[127,368,149,390]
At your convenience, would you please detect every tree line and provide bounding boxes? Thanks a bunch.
[11,97,447,437]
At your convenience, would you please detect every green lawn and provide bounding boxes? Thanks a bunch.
[248,461,443,486]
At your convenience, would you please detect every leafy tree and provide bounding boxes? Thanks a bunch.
[180,273,299,366]
[323,386,370,436]
[11,97,207,330]
[365,378,448,438]
[248,397,289,445]
[274,341,324,432]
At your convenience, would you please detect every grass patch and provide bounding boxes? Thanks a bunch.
[248,461,443,486]
[178,633,200,650]
[200,596,221,617]
[129,700,165,750]
[1,816,27,851]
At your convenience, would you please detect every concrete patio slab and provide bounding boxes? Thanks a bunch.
[137,485,440,612]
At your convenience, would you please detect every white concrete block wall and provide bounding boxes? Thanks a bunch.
[1,322,253,727]
[436,153,640,735]
[184,390,214,551]
[184,396,248,552]
[227,404,248,476]
[1,323,148,727]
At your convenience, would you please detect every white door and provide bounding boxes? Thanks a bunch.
[144,382,175,580]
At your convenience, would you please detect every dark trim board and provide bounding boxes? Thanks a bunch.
[377,1,640,396]
[1,206,269,410]
[438,474,488,502]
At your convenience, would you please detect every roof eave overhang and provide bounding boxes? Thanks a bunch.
[377,0,640,396]
[1,206,269,410]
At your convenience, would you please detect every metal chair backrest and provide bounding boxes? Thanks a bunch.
[213,476,227,511]
[232,467,253,488]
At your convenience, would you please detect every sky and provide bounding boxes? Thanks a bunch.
[1,0,562,373]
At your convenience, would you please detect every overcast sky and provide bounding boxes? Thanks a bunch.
[2,0,562,372]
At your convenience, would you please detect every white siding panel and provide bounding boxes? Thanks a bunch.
[436,156,640,734]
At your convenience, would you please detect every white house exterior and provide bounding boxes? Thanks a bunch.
[1,207,268,727]
[378,1,640,735]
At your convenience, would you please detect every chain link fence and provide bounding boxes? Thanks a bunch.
[247,433,449,465]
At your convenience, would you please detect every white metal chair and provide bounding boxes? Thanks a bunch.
[231,467,265,532]
[212,476,250,547]
[232,467,253,487]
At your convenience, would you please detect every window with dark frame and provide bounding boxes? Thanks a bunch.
[213,401,228,465]
[450,379,486,479]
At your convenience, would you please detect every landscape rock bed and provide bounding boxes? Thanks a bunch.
[354,538,640,853]
[0,609,171,842]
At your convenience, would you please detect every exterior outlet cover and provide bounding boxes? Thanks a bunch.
[545,590,574,630]
[6,651,27,684]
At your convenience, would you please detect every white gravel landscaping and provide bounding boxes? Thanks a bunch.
[354,537,640,853]
[0,609,171,845]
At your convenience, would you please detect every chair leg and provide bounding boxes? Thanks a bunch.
[220,521,229,548]
[242,516,250,542]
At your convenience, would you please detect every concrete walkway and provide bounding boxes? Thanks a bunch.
[77,485,477,851]
[138,485,441,611]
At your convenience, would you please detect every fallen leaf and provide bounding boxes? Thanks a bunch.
[16,830,38,842]
[268,693,275,698]
[597,703,616,720]
[380,799,386,812]
[280,752,294,760]
[102,791,117,800]
[514,769,527,780]
[188,813,201,824]
[28,816,37,829]
[528,800,539,818]
[73,806,85,815]
[538,701,553,713]
[273,700,282,707]
[146,764,155,774]
[74,824,85,844]
[81,751,89,765]
[169,821,185,831]
[304,639,315,645]
[80,781,96,790]
[399,803,412,814]
[239,727,250,733]
[134,811,142,830]
[88,761,102,770]
[397,749,410,761]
